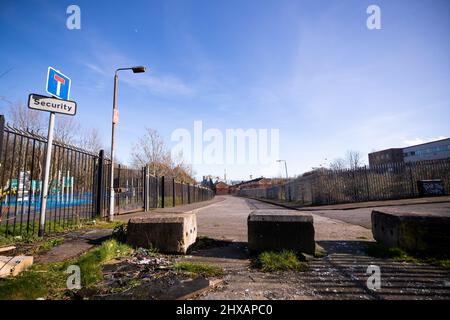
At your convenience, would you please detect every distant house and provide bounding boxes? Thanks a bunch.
[229,177,273,194]
[215,181,230,195]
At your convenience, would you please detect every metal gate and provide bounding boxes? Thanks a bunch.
[113,165,145,214]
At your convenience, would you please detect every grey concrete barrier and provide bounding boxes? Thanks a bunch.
[372,210,450,254]
[248,210,315,254]
[127,212,197,254]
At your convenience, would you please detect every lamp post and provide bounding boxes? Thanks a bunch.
[276,159,289,180]
[109,66,146,221]
[277,159,290,201]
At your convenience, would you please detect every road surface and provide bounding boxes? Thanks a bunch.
[181,196,450,300]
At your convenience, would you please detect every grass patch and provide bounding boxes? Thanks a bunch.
[30,237,64,255]
[253,250,308,272]
[0,239,133,300]
[366,243,450,271]
[173,261,223,277]
[76,239,133,287]
[427,258,450,270]
[0,262,68,300]
[366,243,419,263]
[0,219,125,246]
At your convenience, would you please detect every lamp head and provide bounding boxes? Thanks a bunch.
[132,66,147,73]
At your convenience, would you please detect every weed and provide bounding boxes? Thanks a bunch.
[173,261,223,277]
[252,250,308,272]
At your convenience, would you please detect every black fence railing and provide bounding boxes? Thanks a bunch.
[0,116,100,238]
[0,115,214,239]
[238,160,450,206]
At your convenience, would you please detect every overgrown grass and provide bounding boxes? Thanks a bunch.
[0,219,125,246]
[252,250,308,272]
[366,243,450,271]
[76,239,133,287]
[0,262,68,300]
[173,261,223,277]
[0,239,133,300]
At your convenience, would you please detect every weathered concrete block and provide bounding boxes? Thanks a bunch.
[248,210,315,254]
[127,212,197,254]
[372,210,450,254]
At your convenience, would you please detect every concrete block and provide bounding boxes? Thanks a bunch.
[0,256,33,278]
[248,210,315,254]
[372,210,450,254]
[127,212,197,254]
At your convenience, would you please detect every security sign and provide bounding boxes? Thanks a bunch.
[28,94,77,116]
[46,67,71,100]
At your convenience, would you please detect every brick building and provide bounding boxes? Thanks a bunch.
[214,181,230,195]
[368,148,404,167]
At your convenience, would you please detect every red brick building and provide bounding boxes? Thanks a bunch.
[215,181,230,195]
[229,177,273,194]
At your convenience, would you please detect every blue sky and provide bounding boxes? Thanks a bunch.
[1,0,449,180]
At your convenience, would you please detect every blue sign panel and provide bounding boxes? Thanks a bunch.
[46,67,71,100]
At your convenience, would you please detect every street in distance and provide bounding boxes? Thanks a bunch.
[28,93,77,116]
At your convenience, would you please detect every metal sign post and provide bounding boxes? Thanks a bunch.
[33,66,74,237]
[38,112,55,236]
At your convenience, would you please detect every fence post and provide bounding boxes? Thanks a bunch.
[409,163,415,197]
[0,115,5,162]
[188,183,191,204]
[161,176,165,208]
[172,178,176,207]
[95,149,105,217]
[181,182,184,204]
[364,165,370,201]
[144,165,149,211]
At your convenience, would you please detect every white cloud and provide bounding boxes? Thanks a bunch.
[402,136,448,147]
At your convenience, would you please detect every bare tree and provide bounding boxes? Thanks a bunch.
[54,116,80,144]
[345,150,364,169]
[8,101,45,134]
[330,158,347,171]
[78,128,103,153]
[7,102,81,146]
[131,128,196,181]
[131,128,171,175]
[171,150,196,183]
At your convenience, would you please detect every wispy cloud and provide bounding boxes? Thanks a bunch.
[121,74,194,96]
[79,42,194,97]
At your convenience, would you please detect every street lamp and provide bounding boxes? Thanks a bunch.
[109,66,147,221]
[276,159,289,180]
[276,159,290,201]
